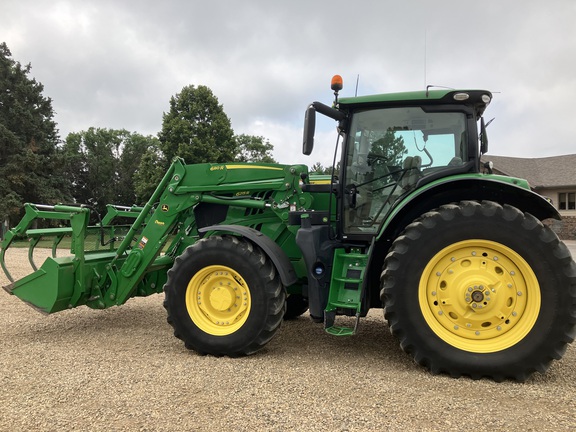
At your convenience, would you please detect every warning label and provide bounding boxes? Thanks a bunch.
[138,236,148,249]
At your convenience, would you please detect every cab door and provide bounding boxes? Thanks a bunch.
[341,106,469,239]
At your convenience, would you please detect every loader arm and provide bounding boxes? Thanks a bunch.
[107,159,307,306]
[99,160,191,306]
[2,158,312,314]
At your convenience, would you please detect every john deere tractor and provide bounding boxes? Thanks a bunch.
[2,76,575,381]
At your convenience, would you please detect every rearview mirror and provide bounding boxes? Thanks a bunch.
[303,105,316,155]
[480,117,488,154]
[303,101,345,156]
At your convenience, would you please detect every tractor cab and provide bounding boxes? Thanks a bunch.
[298,77,498,329]
[341,103,471,238]
[303,76,493,241]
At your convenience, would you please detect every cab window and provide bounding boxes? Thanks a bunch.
[343,107,468,234]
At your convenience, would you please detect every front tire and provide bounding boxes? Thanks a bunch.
[381,201,576,381]
[164,235,286,356]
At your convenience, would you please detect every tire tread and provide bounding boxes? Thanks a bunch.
[381,200,576,381]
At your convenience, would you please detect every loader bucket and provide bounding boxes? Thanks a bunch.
[3,256,75,314]
[3,166,187,313]
[1,203,145,314]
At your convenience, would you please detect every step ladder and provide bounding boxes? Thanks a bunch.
[324,246,371,336]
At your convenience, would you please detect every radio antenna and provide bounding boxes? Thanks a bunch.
[355,74,360,96]
[424,29,427,88]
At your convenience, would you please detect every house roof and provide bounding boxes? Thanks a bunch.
[480,154,576,189]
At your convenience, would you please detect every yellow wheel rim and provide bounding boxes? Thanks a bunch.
[419,240,541,353]
[185,265,251,336]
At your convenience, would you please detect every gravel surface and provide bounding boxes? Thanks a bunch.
[1,244,576,432]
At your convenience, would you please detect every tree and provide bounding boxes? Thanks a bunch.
[62,128,120,213]
[235,134,276,163]
[133,142,166,203]
[370,130,406,167]
[309,162,340,176]
[158,85,235,165]
[0,42,65,228]
[309,162,330,174]
[118,133,161,204]
[134,85,280,201]
[62,128,158,215]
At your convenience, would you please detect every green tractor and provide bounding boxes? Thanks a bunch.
[2,76,575,381]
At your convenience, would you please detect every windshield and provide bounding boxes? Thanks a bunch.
[343,107,468,235]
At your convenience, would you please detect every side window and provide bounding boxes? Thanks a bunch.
[559,192,576,210]
[343,107,468,235]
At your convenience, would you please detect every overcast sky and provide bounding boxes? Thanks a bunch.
[2,0,575,166]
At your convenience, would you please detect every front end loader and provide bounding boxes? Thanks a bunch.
[3,76,575,381]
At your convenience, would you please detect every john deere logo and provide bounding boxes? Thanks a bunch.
[161,204,169,212]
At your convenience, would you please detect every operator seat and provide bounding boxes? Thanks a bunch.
[401,156,422,191]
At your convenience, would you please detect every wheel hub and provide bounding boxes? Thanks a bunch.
[419,240,540,353]
[429,253,518,336]
[209,286,235,311]
[186,265,251,336]
[470,288,485,303]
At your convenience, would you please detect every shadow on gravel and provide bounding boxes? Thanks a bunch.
[4,300,428,376]
[259,311,422,375]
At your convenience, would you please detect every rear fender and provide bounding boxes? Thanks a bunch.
[379,177,559,242]
[363,177,560,309]
[198,225,298,287]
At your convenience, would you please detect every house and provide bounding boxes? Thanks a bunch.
[480,154,576,240]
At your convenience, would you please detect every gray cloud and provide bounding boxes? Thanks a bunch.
[2,0,575,166]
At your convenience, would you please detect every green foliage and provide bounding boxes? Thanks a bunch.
[159,85,235,164]
[119,133,161,204]
[0,42,65,226]
[133,143,166,203]
[62,128,159,214]
[371,130,406,166]
[235,134,276,163]
[133,85,278,201]
[309,162,340,176]
[310,162,328,174]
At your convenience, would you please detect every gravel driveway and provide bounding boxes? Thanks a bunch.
[1,245,575,432]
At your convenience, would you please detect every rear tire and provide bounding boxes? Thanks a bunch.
[381,201,576,381]
[164,235,286,356]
